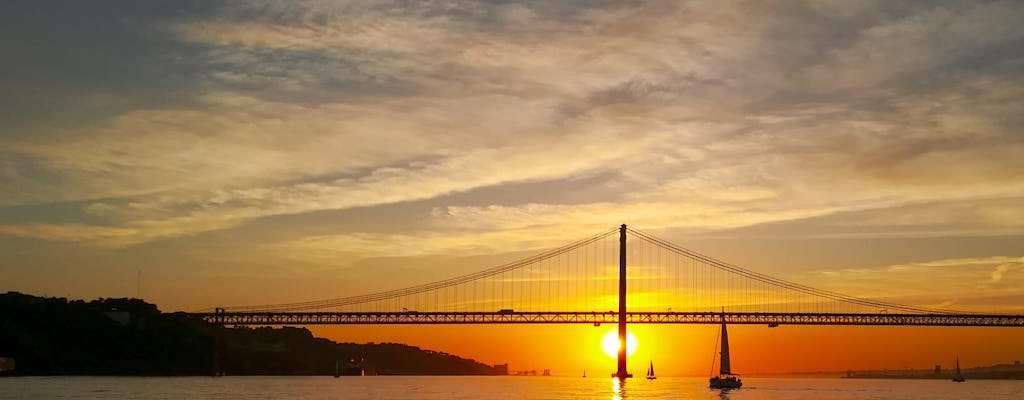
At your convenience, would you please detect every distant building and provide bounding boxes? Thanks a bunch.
[494,363,509,375]
[104,311,131,326]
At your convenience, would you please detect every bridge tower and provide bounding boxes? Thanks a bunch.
[615,224,632,379]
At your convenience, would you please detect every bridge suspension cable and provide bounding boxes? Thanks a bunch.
[626,228,963,315]
[207,227,620,313]
[205,225,977,316]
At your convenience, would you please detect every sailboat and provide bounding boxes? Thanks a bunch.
[334,361,340,378]
[709,312,742,389]
[583,370,586,378]
[646,361,657,380]
[952,357,965,382]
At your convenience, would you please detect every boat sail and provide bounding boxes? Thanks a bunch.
[709,313,742,389]
[647,361,657,380]
[952,357,965,382]
[334,361,340,378]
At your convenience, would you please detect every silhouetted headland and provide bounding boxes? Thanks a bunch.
[0,292,507,376]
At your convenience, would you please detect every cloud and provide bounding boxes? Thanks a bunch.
[802,2,1024,91]
[2,127,664,245]
[268,199,887,263]
[884,256,1024,272]
[0,224,138,244]
[809,256,1024,311]
[0,2,217,140]
[988,263,1017,284]
[1,0,1023,252]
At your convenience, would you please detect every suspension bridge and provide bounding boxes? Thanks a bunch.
[194,225,1024,379]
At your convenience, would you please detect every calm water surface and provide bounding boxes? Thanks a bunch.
[3,376,1023,399]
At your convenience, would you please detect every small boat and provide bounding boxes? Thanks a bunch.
[334,361,340,378]
[646,360,657,380]
[582,370,586,378]
[952,357,965,382]
[709,312,742,389]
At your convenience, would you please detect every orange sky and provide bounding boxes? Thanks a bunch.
[310,324,1024,376]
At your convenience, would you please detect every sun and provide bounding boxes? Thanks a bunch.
[600,329,638,358]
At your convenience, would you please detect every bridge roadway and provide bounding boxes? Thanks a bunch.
[196,311,1024,327]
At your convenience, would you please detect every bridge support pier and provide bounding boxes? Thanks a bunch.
[615,224,632,379]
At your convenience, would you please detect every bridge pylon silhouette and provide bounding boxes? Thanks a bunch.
[615,224,631,379]
[198,224,1024,380]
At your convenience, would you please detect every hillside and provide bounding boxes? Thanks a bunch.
[0,292,505,376]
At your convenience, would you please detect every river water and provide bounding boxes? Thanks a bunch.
[3,376,1023,399]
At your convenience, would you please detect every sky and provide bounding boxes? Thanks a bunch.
[2,0,1024,375]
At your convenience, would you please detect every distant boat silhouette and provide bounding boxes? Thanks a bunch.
[952,357,965,382]
[646,360,657,380]
[582,369,586,378]
[709,312,742,389]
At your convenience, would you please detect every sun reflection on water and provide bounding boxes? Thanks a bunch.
[612,377,626,400]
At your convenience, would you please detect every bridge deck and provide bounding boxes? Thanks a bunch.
[195,311,1024,327]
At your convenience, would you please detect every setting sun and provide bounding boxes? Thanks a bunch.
[600,330,638,358]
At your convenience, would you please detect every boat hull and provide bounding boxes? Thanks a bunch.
[709,375,742,389]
